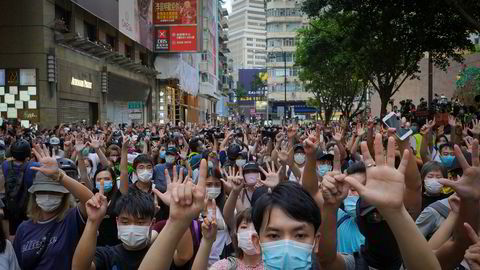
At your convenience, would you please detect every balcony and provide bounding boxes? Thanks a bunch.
[54,32,157,76]
[221,17,228,29]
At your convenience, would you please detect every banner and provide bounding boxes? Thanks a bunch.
[119,0,153,50]
[153,0,197,25]
[155,26,197,52]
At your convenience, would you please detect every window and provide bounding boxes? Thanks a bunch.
[247,61,254,64]
[54,5,71,32]
[140,52,148,65]
[247,38,253,41]
[125,44,134,60]
[247,54,254,59]
[106,34,116,50]
[284,38,294,47]
[201,53,208,61]
[84,21,96,41]
[286,23,301,32]
[247,43,254,46]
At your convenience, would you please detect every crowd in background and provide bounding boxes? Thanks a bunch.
[0,110,478,269]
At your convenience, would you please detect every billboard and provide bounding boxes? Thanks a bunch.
[153,0,197,25]
[153,0,200,53]
[155,26,197,52]
[119,0,153,50]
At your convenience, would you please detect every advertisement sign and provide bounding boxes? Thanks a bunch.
[153,0,199,52]
[155,26,197,52]
[153,0,197,25]
[119,0,153,50]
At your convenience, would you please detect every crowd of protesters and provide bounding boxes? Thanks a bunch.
[0,109,478,270]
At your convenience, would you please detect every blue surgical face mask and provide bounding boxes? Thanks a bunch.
[260,239,314,270]
[344,195,359,218]
[316,164,332,177]
[159,151,166,159]
[96,180,113,193]
[440,155,455,168]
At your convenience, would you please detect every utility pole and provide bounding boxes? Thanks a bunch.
[428,52,433,109]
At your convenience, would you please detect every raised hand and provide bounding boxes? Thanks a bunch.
[121,131,132,148]
[287,124,296,139]
[448,115,457,127]
[222,166,243,192]
[469,119,480,137]
[89,135,101,149]
[332,126,344,142]
[153,166,189,206]
[437,140,480,200]
[75,134,87,153]
[179,145,189,160]
[343,134,410,212]
[356,123,366,137]
[31,144,60,176]
[303,130,319,157]
[464,222,480,270]
[201,199,217,243]
[168,159,208,223]
[322,173,349,207]
[259,161,281,188]
[85,180,108,223]
[448,193,461,214]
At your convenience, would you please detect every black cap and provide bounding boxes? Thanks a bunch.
[227,143,242,160]
[294,144,304,153]
[316,148,334,161]
[243,162,260,173]
[11,139,31,161]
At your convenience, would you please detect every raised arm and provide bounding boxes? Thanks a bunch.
[140,159,208,270]
[344,135,441,270]
[89,135,110,169]
[302,127,320,195]
[119,133,131,194]
[72,189,107,270]
[191,200,217,270]
[428,195,459,250]
[221,167,244,230]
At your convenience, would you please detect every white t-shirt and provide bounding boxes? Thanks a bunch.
[0,240,20,270]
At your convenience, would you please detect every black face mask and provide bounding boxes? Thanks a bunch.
[356,199,402,269]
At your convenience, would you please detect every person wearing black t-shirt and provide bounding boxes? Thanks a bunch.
[72,189,155,270]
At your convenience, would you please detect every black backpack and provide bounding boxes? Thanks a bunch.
[5,160,28,218]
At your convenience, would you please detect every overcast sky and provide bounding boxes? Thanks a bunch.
[223,0,232,14]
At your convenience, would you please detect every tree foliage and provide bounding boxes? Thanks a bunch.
[296,16,367,123]
[302,0,476,116]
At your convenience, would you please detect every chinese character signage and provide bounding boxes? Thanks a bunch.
[153,0,197,25]
[155,25,197,52]
[153,0,199,52]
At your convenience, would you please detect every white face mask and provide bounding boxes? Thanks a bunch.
[137,169,153,183]
[236,159,246,168]
[36,194,63,212]
[117,225,150,248]
[237,230,258,255]
[206,187,221,199]
[424,178,443,195]
[244,173,258,186]
[294,153,305,165]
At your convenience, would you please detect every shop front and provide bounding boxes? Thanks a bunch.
[56,59,101,125]
[106,73,151,125]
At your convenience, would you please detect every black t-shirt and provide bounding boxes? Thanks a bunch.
[95,244,149,270]
[97,190,122,247]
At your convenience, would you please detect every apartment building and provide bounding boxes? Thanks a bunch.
[228,0,267,82]
[266,0,315,122]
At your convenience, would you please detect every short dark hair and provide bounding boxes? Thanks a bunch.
[133,154,153,170]
[439,142,454,153]
[114,189,155,219]
[251,182,321,234]
[420,161,447,179]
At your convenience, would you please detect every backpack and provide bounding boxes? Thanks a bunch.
[5,161,28,218]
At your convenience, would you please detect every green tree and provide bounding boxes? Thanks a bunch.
[444,0,480,33]
[302,0,476,116]
[235,83,246,99]
[250,73,267,101]
[296,17,368,122]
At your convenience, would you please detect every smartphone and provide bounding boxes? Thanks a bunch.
[382,112,413,141]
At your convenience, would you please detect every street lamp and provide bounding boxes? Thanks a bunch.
[268,47,287,125]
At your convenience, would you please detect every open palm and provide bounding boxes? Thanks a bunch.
[31,144,59,176]
[259,161,281,188]
[344,134,409,211]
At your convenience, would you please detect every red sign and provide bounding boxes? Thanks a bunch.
[155,26,197,52]
[153,0,197,25]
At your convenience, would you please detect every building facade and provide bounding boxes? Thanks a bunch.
[228,0,267,82]
[265,0,315,122]
[0,0,158,128]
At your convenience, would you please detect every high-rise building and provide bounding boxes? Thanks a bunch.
[228,0,267,82]
[265,0,315,122]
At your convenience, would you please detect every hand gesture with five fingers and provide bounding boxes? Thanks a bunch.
[303,128,319,157]
[437,139,480,200]
[464,222,480,270]
[168,159,208,223]
[343,134,410,212]
[222,166,243,192]
[153,166,190,206]
[333,126,344,142]
[75,134,87,153]
[31,144,60,176]
[356,122,366,137]
[469,119,480,137]
[89,134,101,149]
[259,161,281,188]
[448,115,457,127]
[201,199,217,243]
[85,180,108,223]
